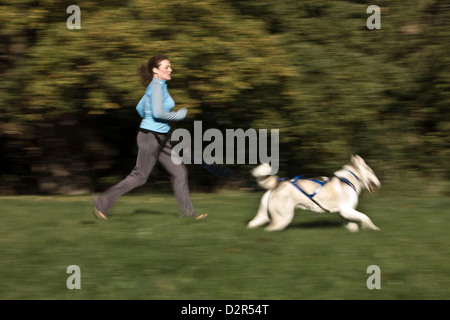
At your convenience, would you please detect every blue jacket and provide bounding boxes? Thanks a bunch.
[136,78,187,133]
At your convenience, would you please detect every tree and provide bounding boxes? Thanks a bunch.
[0,0,448,194]
[0,0,293,193]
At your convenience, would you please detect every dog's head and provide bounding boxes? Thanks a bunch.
[351,155,380,193]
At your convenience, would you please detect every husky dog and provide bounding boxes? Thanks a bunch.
[248,155,381,232]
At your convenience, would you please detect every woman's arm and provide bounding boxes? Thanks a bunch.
[150,81,186,121]
[136,96,145,118]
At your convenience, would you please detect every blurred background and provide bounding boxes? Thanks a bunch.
[0,0,448,195]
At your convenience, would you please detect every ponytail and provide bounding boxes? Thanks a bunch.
[138,64,153,87]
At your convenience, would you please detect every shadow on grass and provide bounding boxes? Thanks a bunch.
[130,209,166,216]
[80,209,168,223]
[289,219,343,229]
[245,218,343,230]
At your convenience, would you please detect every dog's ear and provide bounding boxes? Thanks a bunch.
[351,154,364,164]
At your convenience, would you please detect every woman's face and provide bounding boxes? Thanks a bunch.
[153,59,172,81]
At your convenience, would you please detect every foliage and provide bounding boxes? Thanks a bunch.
[0,0,448,194]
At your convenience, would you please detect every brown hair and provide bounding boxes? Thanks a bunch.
[138,55,169,86]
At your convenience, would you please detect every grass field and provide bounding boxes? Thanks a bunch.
[0,185,449,300]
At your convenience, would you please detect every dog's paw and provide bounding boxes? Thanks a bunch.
[345,222,359,232]
[264,224,285,232]
[247,218,269,229]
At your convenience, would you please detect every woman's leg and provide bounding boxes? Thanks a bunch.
[93,131,160,216]
[157,140,197,217]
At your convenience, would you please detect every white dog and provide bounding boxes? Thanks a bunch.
[248,155,381,232]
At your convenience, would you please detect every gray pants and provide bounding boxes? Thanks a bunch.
[94,130,196,216]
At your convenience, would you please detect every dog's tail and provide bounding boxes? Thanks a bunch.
[252,163,279,190]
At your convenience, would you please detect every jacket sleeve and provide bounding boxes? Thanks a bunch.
[150,81,187,121]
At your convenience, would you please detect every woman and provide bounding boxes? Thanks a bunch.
[93,55,206,220]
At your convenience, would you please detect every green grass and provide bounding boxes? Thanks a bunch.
[0,188,449,300]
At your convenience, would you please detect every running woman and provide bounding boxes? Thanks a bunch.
[93,55,207,220]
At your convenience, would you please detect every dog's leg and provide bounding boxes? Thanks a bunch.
[339,207,380,231]
[264,200,295,231]
[247,190,271,229]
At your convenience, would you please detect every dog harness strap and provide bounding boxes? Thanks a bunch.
[279,176,331,213]
[335,176,355,191]
[279,176,329,199]
[346,170,362,185]
[334,170,361,193]
[309,179,327,185]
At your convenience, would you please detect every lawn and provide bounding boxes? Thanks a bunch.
[0,186,449,300]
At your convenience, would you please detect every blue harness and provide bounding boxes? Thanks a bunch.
[279,170,361,212]
[334,170,361,193]
[279,175,328,198]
